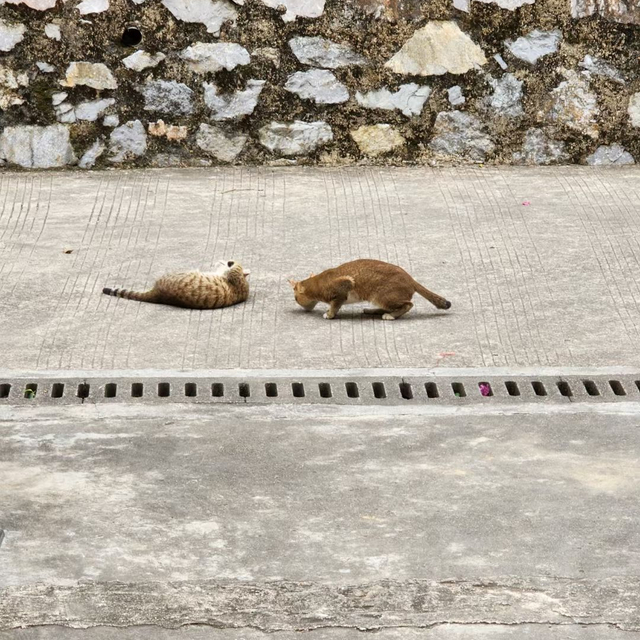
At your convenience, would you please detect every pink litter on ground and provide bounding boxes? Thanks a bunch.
[522,201,531,206]
[479,383,492,396]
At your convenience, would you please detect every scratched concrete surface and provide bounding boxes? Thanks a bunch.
[1,167,640,371]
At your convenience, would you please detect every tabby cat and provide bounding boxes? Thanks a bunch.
[289,259,451,320]
[103,260,250,309]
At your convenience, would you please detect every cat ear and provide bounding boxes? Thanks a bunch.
[288,278,297,288]
[243,269,251,278]
[309,273,316,278]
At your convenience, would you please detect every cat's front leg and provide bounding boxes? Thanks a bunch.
[323,299,343,319]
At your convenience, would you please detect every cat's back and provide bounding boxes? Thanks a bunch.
[156,270,243,309]
[332,259,413,293]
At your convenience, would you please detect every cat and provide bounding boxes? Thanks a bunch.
[288,259,451,320]
[102,260,250,309]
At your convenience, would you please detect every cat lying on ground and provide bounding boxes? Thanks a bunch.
[289,259,451,320]
[103,260,250,309]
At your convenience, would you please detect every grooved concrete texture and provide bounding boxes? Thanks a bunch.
[1,167,640,371]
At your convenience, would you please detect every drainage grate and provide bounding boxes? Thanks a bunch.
[2,373,640,406]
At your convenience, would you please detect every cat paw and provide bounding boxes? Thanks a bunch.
[382,314,395,321]
[323,312,336,320]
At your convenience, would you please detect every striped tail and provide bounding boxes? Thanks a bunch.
[414,281,452,310]
[102,287,159,303]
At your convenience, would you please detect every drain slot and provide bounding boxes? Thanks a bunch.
[425,382,439,398]
[532,381,547,396]
[185,383,197,397]
[583,380,600,396]
[372,382,386,399]
[77,383,90,399]
[292,382,305,398]
[319,383,332,398]
[212,383,224,397]
[51,383,65,398]
[505,381,520,396]
[399,382,413,400]
[239,383,250,398]
[24,383,37,399]
[346,382,359,398]
[104,383,117,398]
[131,383,144,398]
[158,382,170,398]
[0,384,10,399]
[610,380,626,396]
[557,381,572,397]
[451,382,466,398]
[265,382,278,398]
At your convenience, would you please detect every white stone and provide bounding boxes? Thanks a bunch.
[351,124,405,156]
[546,71,598,138]
[78,138,106,169]
[77,0,109,13]
[103,114,120,127]
[75,98,116,121]
[204,79,265,120]
[61,62,117,90]
[196,123,247,162]
[447,85,465,106]
[122,50,166,71]
[494,54,508,70]
[0,124,76,168]
[0,0,57,9]
[429,110,494,161]
[513,128,568,165]
[628,93,640,127]
[0,65,27,109]
[506,29,561,64]
[140,80,194,115]
[453,0,470,12]
[579,55,624,84]
[259,120,333,156]
[109,120,147,163]
[180,42,250,73]
[44,23,61,40]
[386,21,487,76]
[356,83,431,117]
[488,73,523,117]
[289,36,367,68]
[0,19,26,52]
[37,62,56,73]
[571,0,640,23]
[586,144,635,166]
[285,69,348,104]
[161,0,237,35]
[259,0,324,22]
[52,91,68,106]
[474,0,533,9]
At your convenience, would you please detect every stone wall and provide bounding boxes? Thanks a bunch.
[0,0,638,168]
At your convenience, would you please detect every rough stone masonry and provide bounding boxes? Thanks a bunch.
[0,0,638,168]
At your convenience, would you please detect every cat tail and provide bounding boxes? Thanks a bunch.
[102,287,160,303]
[413,281,451,310]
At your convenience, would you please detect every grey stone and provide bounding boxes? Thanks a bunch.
[76,0,109,13]
[506,29,561,64]
[0,0,56,8]
[494,53,508,69]
[103,114,120,127]
[196,123,247,162]
[0,124,76,168]
[289,36,367,68]
[75,98,116,121]
[571,0,640,23]
[51,91,67,106]
[513,127,569,164]
[351,124,405,156]
[259,120,333,155]
[0,66,28,109]
[180,42,250,73]
[452,0,470,11]
[44,22,61,40]
[285,69,349,104]
[122,50,166,71]
[474,0,533,9]
[78,138,106,169]
[429,110,495,161]
[60,61,117,90]
[546,71,599,138]
[629,93,640,127]
[447,85,465,106]
[356,83,431,116]
[579,54,625,84]
[140,80,194,116]
[258,0,325,21]
[386,21,487,76]
[36,61,56,73]
[204,79,265,120]
[488,73,523,117]
[0,18,25,52]
[586,143,635,165]
[161,0,238,35]
[108,120,148,163]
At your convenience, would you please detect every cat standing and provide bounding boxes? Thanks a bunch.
[289,259,450,320]
[103,260,250,309]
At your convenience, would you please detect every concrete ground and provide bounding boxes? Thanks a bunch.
[1,167,640,371]
[2,167,640,638]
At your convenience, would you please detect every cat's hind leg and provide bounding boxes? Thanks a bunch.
[363,307,386,315]
[382,302,413,321]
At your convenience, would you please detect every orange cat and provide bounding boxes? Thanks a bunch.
[289,259,451,320]
[103,260,250,309]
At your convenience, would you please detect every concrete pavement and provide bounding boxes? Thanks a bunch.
[1,167,640,371]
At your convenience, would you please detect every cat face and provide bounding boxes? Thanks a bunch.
[216,260,250,278]
[288,279,316,311]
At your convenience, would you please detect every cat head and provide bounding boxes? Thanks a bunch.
[288,278,316,311]
[217,260,250,279]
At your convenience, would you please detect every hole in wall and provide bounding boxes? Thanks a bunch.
[121,25,142,47]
